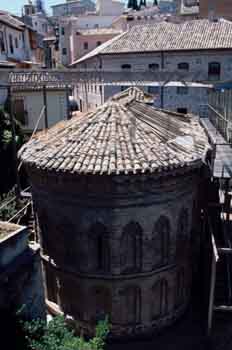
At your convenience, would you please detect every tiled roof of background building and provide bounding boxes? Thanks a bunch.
[19,89,207,176]
[73,19,232,64]
[77,28,122,35]
[0,13,25,31]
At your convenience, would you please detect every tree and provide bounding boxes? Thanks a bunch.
[140,0,147,7]
[128,0,139,10]
[153,0,158,6]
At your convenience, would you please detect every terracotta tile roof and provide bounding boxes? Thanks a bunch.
[19,90,208,176]
[77,28,122,36]
[0,13,25,31]
[110,86,154,103]
[73,19,232,65]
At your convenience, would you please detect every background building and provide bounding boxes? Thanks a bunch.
[73,19,232,114]
[51,0,95,17]
[199,0,232,20]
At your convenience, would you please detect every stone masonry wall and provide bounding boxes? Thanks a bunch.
[29,167,202,337]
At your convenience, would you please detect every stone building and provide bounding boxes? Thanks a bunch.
[0,221,45,320]
[19,90,208,337]
[72,19,232,114]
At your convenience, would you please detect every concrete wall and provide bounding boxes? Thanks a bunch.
[29,167,202,337]
[13,89,68,132]
[96,0,125,16]
[52,0,95,17]
[71,32,120,63]
[0,222,45,320]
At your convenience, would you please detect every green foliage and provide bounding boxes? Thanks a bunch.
[0,107,24,195]
[0,187,27,222]
[23,315,110,350]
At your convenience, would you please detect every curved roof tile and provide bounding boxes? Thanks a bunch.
[19,93,208,176]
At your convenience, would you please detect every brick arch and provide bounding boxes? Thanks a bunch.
[119,285,141,325]
[89,286,112,322]
[175,267,185,308]
[87,222,110,273]
[120,221,142,273]
[177,208,189,236]
[59,275,84,320]
[151,279,168,321]
[152,215,170,268]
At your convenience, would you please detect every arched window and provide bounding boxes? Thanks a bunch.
[60,277,83,320]
[208,62,221,81]
[151,279,168,320]
[90,286,111,322]
[121,64,131,70]
[152,216,170,268]
[177,208,189,237]
[120,222,142,273]
[88,223,110,272]
[178,62,189,71]
[149,63,159,71]
[120,286,141,325]
[175,268,185,307]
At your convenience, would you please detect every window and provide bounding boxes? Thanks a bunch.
[176,86,188,95]
[120,287,141,325]
[151,280,168,321]
[178,62,189,71]
[88,223,110,272]
[0,31,5,52]
[121,64,131,70]
[96,41,102,47]
[208,62,221,81]
[120,222,142,273]
[15,37,18,49]
[94,24,99,28]
[152,216,170,268]
[149,63,159,71]
[61,27,65,35]
[148,86,159,94]
[177,108,188,114]
[35,21,37,26]
[62,47,67,55]
[175,268,185,307]
[84,42,88,50]
[90,287,111,322]
[9,34,14,54]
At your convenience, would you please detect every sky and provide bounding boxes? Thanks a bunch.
[1,0,128,17]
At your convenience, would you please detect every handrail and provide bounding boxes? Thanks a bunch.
[208,104,229,124]
[18,106,45,172]
[7,201,31,223]
[0,186,31,212]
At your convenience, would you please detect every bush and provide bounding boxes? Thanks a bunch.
[23,315,110,350]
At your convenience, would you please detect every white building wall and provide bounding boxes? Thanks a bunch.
[5,27,25,61]
[76,48,232,114]
[13,90,68,131]
[96,0,125,16]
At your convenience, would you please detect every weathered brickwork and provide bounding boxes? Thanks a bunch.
[29,168,202,337]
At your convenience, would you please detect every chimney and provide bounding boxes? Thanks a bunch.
[208,0,218,22]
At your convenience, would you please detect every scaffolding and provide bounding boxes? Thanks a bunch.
[201,88,232,336]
